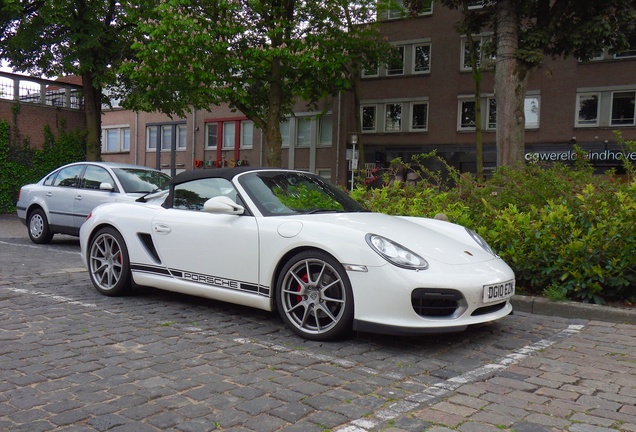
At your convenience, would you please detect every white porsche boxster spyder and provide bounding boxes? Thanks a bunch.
[80,167,515,341]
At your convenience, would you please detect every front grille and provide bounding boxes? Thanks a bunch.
[411,288,463,317]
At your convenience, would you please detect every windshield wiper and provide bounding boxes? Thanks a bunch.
[301,208,340,214]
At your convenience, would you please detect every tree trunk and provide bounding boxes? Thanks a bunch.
[82,72,102,161]
[265,58,283,167]
[494,0,527,168]
[465,29,484,181]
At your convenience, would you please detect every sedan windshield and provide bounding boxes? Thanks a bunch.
[113,168,171,193]
[239,171,367,216]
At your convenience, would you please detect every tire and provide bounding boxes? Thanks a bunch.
[276,250,354,341]
[87,227,132,296]
[27,208,53,244]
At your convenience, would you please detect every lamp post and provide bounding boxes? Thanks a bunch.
[349,133,358,191]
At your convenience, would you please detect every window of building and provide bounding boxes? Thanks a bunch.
[410,102,428,131]
[459,100,476,130]
[319,116,333,145]
[387,46,405,76]
[615,31,636,58]
[316,169,332,181]
[461,36,494,71]
[385,103,402,132]
[296,118,312,147]
[280,119,290,147]
[387,0,432,19]
[206,123,218,149]
[611,91,636,125]
[487,98,497,130]
[223,121,236,148]
[146,126,158,150]
[476,96,540,130]
[177,124,187,149]
[362,60,379,78]
[362,105,377,132]
[161,125,173,151]
[525,96,540,129]
[102,127,130,153]
[241,120,253,148]
[576,93,600,127]
[413,44,431,74]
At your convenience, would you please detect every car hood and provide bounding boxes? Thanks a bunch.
[288,212,497,265]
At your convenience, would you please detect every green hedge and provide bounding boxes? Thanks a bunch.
[351,154,636,305]
[0,118,86,213]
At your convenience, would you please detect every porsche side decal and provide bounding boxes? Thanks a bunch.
[131,263,270,297]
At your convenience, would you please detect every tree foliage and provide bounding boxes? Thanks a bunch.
[0,0,150,161]
[122,0,394,167]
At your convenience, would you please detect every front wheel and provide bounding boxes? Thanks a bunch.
[276,250,354,341]
[88,227,132,296]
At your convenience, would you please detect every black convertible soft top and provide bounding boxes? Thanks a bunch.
[170,166,266,184]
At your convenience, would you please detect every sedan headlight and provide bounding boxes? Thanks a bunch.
[365,234,429,270]
[465,228,497,256]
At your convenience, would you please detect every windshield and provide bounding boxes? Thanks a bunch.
[239,171,367,216]
[113,168,171,193]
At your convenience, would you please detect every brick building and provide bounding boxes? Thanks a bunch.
[96,2,636,186]
[0,72,85,149]
[343,1,636,180]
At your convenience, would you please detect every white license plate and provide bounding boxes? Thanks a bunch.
[483,280,515,303]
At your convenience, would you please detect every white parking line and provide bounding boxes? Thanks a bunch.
[4,287,112,313]
[235,325,584,432]
[337,324,585,432]
[0,240,81,255]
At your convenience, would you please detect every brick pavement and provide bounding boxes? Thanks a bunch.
[1,214,635,431]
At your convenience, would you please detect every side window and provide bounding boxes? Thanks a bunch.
[43,172,57,186]
[173,178,238,211]
[81,166,116,191]
[53,165,84,188]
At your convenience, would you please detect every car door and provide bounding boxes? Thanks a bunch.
[73,165,119,228]
[46,164,85,230]
[150,177,261,296]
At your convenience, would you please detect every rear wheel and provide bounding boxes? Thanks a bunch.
[88,227,131,296]
[27,208,53,244]
[276,250,353,341]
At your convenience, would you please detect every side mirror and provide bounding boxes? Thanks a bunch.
[203,196,244,215]
[99,182,115,191]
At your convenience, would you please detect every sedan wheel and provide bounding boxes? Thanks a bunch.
[88,227,131,296]
[27,209,53,244]
[276,250,353,341]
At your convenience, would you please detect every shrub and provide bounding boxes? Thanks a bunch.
[351,153,636,305]
[0,118,86,213]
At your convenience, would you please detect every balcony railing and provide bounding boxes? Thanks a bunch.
[0,71,84,110]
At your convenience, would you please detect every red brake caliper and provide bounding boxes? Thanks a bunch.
[296,273,308,303]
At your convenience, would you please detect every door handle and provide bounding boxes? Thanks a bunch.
[153,223,171,234]
[75,195,82,201]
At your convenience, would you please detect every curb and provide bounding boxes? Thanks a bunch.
[511,295,636,325]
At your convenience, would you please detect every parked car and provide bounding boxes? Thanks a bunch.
[79,167,515,341]
[16,162,171,244]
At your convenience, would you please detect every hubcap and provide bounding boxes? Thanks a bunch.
[90,234,123,291]
[30,214,44,238]
[281,258,346,335]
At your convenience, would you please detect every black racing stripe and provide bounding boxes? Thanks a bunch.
[131,264,270,298]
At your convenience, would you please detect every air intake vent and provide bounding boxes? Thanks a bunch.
[411,288,463,317]
[137,233,161,264]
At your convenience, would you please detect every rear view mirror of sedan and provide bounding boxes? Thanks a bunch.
[203,196,244,215]
[99,182,115,191]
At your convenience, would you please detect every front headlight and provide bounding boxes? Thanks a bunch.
[465,228,497,256]
[365,234,429,270]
